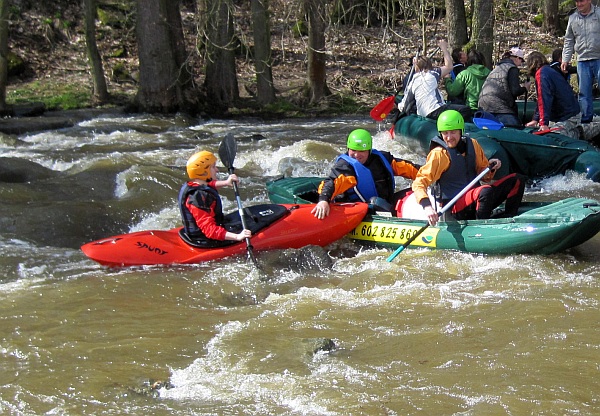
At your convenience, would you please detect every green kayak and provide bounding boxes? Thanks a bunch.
[392,114,600,182]
[266,176,600,255]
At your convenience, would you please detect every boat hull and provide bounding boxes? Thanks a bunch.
[393,114,600,182]
[81,203,368,267]
[266,177,600,255]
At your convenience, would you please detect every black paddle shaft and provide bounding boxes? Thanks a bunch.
[218,134,260,268]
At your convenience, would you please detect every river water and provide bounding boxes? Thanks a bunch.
[0,113,599,415]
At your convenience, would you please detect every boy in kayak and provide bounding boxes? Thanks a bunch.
[179,150,251,245]
[413,110,526,226]
[312,129,420,219]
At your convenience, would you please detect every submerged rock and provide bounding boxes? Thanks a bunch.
[0,157,57,182]
[303,337,337,354]
[126,379,174,398]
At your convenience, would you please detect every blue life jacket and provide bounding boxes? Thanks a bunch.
[337,149,394,202]
[178,182,224,239]
[430,135,477,201]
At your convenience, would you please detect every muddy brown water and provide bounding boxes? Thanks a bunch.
[0,114,598,415]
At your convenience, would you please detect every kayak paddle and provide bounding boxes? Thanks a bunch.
[218,133,262,270]
[369,95,396,121]
[386,166,491,262]
[521,76,530,125]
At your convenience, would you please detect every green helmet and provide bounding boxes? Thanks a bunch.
[347,129,372,151]
[437,110,465,134]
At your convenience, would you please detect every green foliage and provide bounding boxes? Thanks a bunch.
[532,14,543,27]
[292,20,307,38]
[263,99,301,113]
[97,3,133,29]
[7,52,25,76]
[325,94,363,114]
[8,5,20,16]
[111,62,130,82]
[7,81,91,110]
[111,48,126,58]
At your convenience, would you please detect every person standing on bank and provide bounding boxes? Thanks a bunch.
[412,110,526,226]
[312,129,420,219]
[179,150,251,245]
[478,47,531,127]
[562,0,600,124]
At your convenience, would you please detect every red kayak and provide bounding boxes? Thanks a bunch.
[81,203,368,267]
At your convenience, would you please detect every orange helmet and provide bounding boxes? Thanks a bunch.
[186,151,217,180]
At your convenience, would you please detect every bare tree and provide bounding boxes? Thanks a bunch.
[135,0,195,113]
[251,0,275,105]
[0,0,8,112]
[304,0,330,104]
[542,0,559,35]
[472,0,495,69]
[200,0,239,111]
[444,0,469,50]
[82,0,109,103]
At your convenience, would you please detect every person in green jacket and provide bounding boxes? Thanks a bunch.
[444,49,491,111]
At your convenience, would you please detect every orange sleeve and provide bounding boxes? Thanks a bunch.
[411,148,451,204]
[391,160,420,180]
[317,174,358,200]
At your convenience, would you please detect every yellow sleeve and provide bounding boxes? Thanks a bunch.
[411,148,450,204]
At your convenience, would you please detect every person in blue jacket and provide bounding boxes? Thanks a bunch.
[312,129,420,219]
[524,51,583,139]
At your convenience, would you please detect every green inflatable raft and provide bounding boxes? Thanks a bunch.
[392,114,600,182]
[266,176,600,255]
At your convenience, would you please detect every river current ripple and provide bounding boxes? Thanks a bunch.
[0,113,598,415]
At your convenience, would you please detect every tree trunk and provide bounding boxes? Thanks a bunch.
[201,0,239,111]
[445,0,469,50]
[305,0,329,104]
[0,0,9,112]
[251,0,275,105]
[472,0,494,69]
[135,0,195,114]
[542,0,559,35]
[82,0,109,104]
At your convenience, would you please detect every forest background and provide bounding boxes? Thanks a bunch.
[0,0,577,119]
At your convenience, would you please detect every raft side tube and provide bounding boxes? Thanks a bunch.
[574,150,600,182]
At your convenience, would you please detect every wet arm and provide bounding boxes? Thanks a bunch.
[411,149,449,206]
